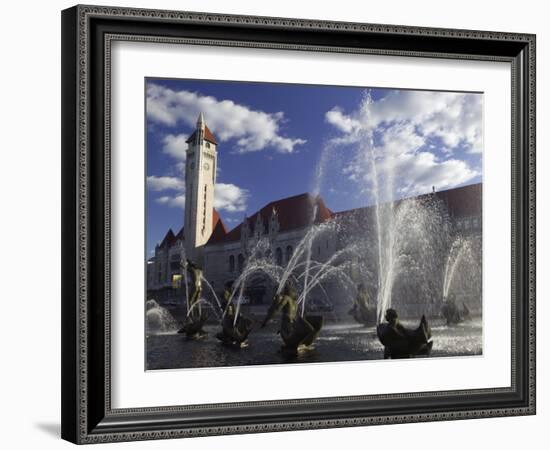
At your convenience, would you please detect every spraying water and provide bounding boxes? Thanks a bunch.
[442,237,477,301]
[295,245,360,308]
[146,299,179,333]
[179,255,189,314]
[300,204,317,316]
[330,91,451,322]
[222,238,285,324]
[200,275,223,311]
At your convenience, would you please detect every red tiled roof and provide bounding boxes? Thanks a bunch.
[207,208,228,244]
[434,183,482,217]
[208,219,228,244]
[334,183,482,222]
[212,208,226,231]
[208,193,333,245]
[185,125,217,145]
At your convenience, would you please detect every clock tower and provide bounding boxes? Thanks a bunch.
[184,112,218,262]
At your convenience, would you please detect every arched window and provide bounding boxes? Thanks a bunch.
[286,245,293,263]
[238,254,245,273]
[229,255,235,272]
[276,247,283,266]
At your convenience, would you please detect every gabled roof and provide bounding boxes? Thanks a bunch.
[208,193,333,245]
[158,229,176,249]
[185,125,217,145]
[208,208,228,243]
[208,218,228,244]
[212,208,225,230]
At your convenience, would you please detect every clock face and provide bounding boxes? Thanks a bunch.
[203,163,210,170]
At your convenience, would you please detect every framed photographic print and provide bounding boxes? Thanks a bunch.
[61,4,536,444]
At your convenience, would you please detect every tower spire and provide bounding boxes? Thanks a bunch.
[184,111,217,262]
[197,112,205,129]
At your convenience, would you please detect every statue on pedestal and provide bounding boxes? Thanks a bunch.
[216,281,254,348]
[261,280,323,354]
[178,259,208,339]
[377,308,433,359]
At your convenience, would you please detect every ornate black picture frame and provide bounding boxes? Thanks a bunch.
[61,4,536,444]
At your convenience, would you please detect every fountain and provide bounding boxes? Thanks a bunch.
[441,237,479,324]
[222,238,285,322]
[200,275,224,312]
[348,282,377,326]
[271,206,359,319]
[146,299,179,333]
[320,90,459,357]
[330,92,451,324]
[218,209,360,352]
[294,244,359,311]
[220,132,363,335]
[443,238,472,299]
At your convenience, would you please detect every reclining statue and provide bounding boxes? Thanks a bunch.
[348,283,376,326]
[261,280,323,353]
[216,281,254,348]
[377,308,433,359]
[178,259,208,339]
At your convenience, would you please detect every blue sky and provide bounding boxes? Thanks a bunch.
[146,78,483,255]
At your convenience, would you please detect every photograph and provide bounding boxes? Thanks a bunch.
[145,78,484,370]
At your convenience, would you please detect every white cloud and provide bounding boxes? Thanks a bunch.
[147,83,306,153]
[329,91,482,198]
[151,180,249,213]
[147,175,184,191]
[325,107,361,134]
[214,183,249,212]
[161,134,188,161]
[156,194,186,208]
[327,90,483,154]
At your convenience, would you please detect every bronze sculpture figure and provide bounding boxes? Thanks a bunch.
[377,308,433,359]
[178,259,208,339]
[261,280,323,354]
